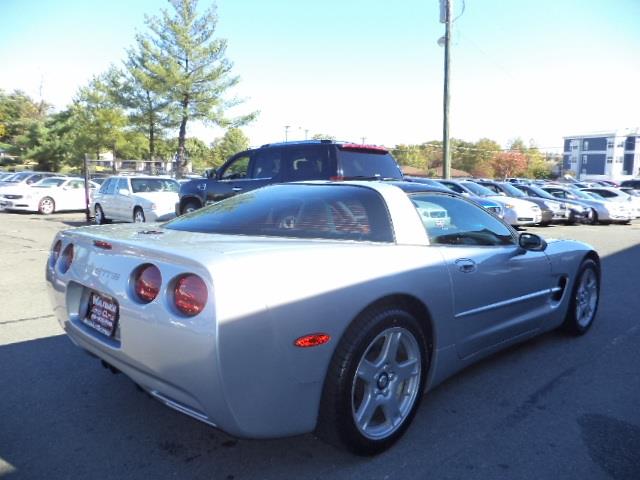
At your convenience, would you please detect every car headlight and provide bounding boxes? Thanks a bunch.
[505,204,515,209]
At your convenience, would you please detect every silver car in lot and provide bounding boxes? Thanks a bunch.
[542,185,631,225]
[47,181,600,455]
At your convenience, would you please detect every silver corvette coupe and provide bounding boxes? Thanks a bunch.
[46,181,601,455]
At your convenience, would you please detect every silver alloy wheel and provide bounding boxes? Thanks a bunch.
[134,209,145,223]
[575,268,598,327]
[351,326,422,440]
[39,197,54,214]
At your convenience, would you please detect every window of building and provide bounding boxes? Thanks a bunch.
[607,156,613,163]
[607,140,614,148]
[582,155,588,164]
[583,141,589,150]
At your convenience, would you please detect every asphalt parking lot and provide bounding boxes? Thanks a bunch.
[1,212,639,480]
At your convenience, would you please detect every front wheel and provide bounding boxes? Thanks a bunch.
[316,307,428,455]
[182,200,200,215]
[133,207,146,223]
[589,210,598,225]
[561,258,600,335]
[38,197,55,215]
[94,204,107,224]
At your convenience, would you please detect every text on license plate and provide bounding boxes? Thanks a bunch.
[83,292,119,337]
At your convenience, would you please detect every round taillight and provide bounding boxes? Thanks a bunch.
[174,274,207,316]
[59,244,74,273]
[134,264,162,303]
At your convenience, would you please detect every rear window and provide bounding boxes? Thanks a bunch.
[337,148,402,180]
[164,184,394,242]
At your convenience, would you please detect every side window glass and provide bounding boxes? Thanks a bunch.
[442,182,464,194]
[287,148,327,180]
[27,175,42,185]
[251,150,282,179]
[117,178,129,192]
[99,179,111,194]
[221,155,251,180]
[69,180,83,189]
[411,194,515,247]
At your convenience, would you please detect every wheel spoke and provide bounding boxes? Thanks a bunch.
[356,359,377,383]
[394,358,419,382]
[355,390,378,429]
[381,395,402,427]
[379,331,401,366]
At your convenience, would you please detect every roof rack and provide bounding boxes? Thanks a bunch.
[260,139,335,148]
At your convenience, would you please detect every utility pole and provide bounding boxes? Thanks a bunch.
[82,154,91,224]
[284,125,290,142]
[361,137,367,145]
[440,0,452,179]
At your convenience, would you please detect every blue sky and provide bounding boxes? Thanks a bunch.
[1,0,639,151]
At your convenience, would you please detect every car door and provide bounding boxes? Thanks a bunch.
[412,194,553,359]
[97,179,117,218]
[208,150,281,204]
[114,178,133,220]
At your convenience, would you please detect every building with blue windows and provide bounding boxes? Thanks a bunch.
[563,129,640,181]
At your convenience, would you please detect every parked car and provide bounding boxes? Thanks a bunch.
[512,184,590,224]
[436,179,542,227]
[0,176,99,214]
[0,171,60,188]
[46,181,600,455]
[92,176,180,224]
[474,180,563,226]
[619,179,640,191]
[580,187,640,218]
[404,176,504,218]
[541,185,631,225]
[177,140,404,215]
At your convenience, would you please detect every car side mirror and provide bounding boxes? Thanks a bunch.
[118,188,130,196]
[518,232,547,252]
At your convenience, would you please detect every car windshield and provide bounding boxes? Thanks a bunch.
[523,184,556,199]
[131,178,179,193]
[498,183,526,197]
[571,189,597,200]
[584,191,605,200]
[5,172,32,183]
[34,178,66,188]
[460,181,495,197]
[164,184,394,242]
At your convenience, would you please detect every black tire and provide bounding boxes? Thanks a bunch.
[133,207,146,223]
[316,307,428,455]
[565,211,577,225]
[590,210,598,225]
[38,197,55,215]
[182,200,200,215]
[94,204,107,225]
[561,258,600,336]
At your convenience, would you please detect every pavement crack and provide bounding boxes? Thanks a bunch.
[0,314,55,325]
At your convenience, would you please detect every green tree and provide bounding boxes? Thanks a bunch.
[71,76,128,170]
[135,0,256,177]
[211,128,249,167]
[311,133,336,141]
[492,151,528,179]
[0,89,51,158]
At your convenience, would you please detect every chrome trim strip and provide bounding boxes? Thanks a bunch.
[456,288,553,318]
[149,390,217,427]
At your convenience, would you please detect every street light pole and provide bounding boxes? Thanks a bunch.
[441,0,452,180]
[284,125,290,142]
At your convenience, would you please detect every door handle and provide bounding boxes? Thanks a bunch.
[455,258,477,273]
[232,187,243,192]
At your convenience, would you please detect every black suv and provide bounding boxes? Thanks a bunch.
[620,179,640,190]
[177,140,403,214]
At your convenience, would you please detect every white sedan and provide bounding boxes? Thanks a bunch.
[581,187,640,218]
[92,176,180,224]
[0,177,98,214]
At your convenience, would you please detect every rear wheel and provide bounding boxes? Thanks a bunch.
[589,209,598,225]
[94,204,107,225]
[182,200,200,215]
[561,258,600,335]
[38,197,55,215]
[316,307,428,455]
[133,207,146,223]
